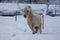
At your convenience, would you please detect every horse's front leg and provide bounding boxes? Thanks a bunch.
[28,23,37,34]
[28,24,34,34]
[32,27,36,34]
[32,25,38,34]
[29,24,36,34]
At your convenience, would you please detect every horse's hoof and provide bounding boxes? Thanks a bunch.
[40,32,42,34]
[32,32,37,34]
[32,33,35,34]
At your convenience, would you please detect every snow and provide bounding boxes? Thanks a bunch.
[0,3,60,15]
[0,3,60,40]
[0,15,60,40]
[0,3,19,11]
[0,3,47,15]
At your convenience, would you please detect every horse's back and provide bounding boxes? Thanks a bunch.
[32,13,41,26]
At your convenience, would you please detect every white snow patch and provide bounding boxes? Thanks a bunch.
[0,15,60,40]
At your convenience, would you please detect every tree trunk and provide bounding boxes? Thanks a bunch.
[46,0,49,14]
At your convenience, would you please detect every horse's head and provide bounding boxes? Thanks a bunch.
[24,6,32,18]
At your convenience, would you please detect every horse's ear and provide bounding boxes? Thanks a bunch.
[28,6,31,8]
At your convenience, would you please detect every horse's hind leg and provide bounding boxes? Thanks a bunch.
[40,26,42,34]
[39,24,42,34]
[40,15,44,29]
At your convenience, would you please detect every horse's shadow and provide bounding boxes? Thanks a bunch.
[42,32,50,35]
[41,32,57,35]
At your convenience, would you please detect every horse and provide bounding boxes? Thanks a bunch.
[24,6,44,34]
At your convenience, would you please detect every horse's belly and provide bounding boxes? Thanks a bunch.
[33,17,41,23]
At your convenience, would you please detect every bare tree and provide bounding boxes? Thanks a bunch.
[29,0,32,3]
[15,0,19,21]
[0,0,2,2]
[46,0,49,14]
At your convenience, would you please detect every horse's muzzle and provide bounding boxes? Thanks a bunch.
[24,15,26,18]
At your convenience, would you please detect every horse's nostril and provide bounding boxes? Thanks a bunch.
[24,15,26,18]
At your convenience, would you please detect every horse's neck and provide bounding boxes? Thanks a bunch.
[28,12,34,20]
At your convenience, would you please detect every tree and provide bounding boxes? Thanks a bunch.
[29,0,32,3]
[15,0,19,21]
[46,0,49,15]
[34,0,38,3]
[0,0,2,2]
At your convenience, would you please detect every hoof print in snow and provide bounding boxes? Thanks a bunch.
[24,30,27,32]
[12,34,16,37]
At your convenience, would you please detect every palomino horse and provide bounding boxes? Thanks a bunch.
[24,6,44,34]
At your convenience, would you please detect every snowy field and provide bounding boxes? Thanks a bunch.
[0,3,60,40]
[0,3,48,15]
[0,3,60,15]
[0,15,60,40]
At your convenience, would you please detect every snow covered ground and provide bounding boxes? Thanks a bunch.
[0,15,60,40]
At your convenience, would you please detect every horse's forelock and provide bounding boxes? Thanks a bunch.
[28,6,31,8]
[24,6,33,15]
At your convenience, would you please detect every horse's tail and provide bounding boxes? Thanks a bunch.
[39,13,44,29]
[41,14,44,29]
[42,15,44,29]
